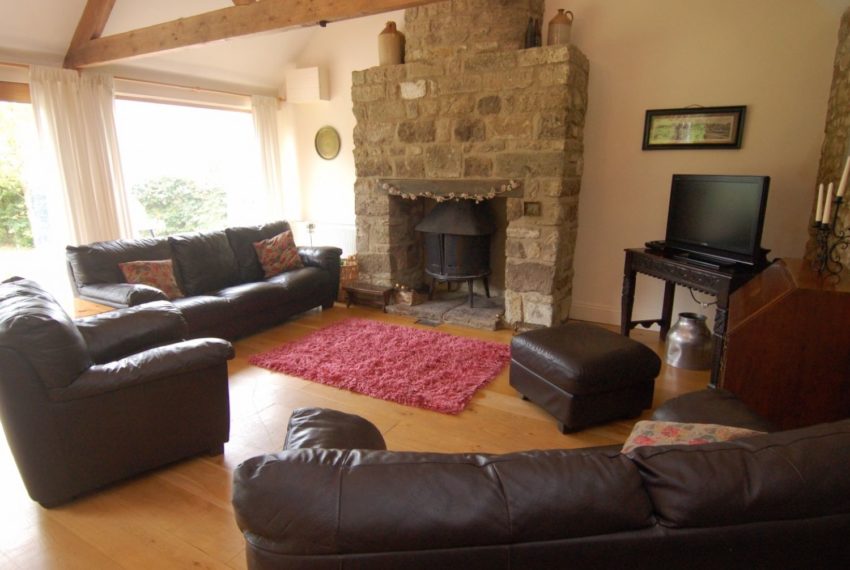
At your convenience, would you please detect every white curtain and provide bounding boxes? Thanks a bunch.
[251,94,285,219]
[29,66,133,245]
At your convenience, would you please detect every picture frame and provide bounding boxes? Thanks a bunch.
[642,106,746,150]
[315,125,341,160]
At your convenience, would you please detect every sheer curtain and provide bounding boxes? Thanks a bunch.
[29,66,133,245]
[251,94,285,220]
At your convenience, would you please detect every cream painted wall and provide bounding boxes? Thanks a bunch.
[281,11,404,226]
[544,0,846,326]
[284,0,847,324]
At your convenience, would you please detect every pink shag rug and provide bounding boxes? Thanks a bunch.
[248,318,511,414]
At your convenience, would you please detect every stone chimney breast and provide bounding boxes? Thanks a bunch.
[352,0,588,328]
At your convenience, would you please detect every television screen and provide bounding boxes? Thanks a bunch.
[664,174,769,265]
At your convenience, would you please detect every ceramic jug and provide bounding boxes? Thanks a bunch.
[665,312,713,370]
[378,21,404,66]
[547,9,573,45]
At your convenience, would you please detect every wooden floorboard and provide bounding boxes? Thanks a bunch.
[0,303,708,568]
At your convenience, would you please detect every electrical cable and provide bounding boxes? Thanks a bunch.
[689,287,717,308]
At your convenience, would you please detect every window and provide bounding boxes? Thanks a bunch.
[113,100,264,238]
[0,98,70,299]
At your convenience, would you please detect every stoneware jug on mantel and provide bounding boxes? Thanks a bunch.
[547,9,573,45]
[378,21,404,66]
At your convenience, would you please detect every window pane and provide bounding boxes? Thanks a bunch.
[0,101,71,303]
[114,100,264,237]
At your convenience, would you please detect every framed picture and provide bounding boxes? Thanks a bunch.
[642,106,746,150]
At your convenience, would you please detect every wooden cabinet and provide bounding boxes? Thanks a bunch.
[720,258,850,429]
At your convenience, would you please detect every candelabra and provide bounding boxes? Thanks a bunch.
[812,195,849,281]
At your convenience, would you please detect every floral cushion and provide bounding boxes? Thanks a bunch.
[253,230,303,278]
[119,259,183,300]
[621,420,764,454]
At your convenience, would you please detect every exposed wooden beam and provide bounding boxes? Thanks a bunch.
[0,81,30,103]
[64,0,437,69]
[66,0,117,55]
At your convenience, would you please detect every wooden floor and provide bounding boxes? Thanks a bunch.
[0,303,708,569]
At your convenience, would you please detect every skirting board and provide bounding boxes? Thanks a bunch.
[569,300,714,331]
[568,301,621,327]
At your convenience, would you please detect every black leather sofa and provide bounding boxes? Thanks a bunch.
[0,278,234,507]
[232,391,850,569]
[66,220,342,340]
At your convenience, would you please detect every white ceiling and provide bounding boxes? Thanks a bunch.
[0,0,323,91]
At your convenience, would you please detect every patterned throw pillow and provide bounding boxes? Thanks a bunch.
[253,230,304,278]
[119,259,183,300]
[621,420,764,454]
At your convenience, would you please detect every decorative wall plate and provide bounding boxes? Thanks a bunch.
[315,126,341,160]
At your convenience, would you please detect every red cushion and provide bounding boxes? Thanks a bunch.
[119,259,183,300]
[253,230,303,278]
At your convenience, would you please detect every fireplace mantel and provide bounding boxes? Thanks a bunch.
[380,178,523,202]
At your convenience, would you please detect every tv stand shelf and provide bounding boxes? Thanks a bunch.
[620,248,765,387]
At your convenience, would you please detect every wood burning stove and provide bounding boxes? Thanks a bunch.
[415,200,494,307]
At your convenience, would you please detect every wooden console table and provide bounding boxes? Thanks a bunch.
[620,248,763,387]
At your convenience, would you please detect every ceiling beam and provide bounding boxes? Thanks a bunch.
[66,0,117,54]
[64,0,437,69]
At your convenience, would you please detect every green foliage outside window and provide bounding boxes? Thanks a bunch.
[0,105,34,248]
[132,176,227,236]
[0,174,34,248]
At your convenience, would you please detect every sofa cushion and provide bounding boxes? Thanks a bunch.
[266,266,331,302]
[119,259,183,300]
[629,419,850,528]
[621,420,764,453]
[651,388,778,432]
[172,295,234,335]
[216,281,292,314]
[0,279,92,388]
[169,231,241,295]
[226,220,291,282]
[284,408,387,451]
[253,230,303,278]
[66,237,171,286]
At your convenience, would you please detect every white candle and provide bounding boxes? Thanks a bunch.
[823,182,835,225]
[815,183,824,223]
[838,156,850,198]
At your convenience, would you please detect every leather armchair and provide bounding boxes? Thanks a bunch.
[0,278,234,507]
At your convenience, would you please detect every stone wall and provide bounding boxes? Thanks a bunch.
[812,6,850,263]
[351,0,589,327]
[405,0,544,62]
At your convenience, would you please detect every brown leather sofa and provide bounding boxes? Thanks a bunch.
[66,220,342,340]
[0,278,234,507]
[232,391,850,569]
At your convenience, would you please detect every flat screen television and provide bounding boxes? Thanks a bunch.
[664,174,770,266]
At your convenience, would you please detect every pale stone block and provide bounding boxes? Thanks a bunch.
[400,80,428,100]
[506,225,541,239]
[524,299,555,327]
[504,290,524,325]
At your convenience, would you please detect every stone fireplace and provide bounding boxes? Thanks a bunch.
[352,0,589,327]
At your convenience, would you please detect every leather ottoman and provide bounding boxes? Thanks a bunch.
[510,322,661,433]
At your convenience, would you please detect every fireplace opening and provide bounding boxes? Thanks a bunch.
[415,201,495,307]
